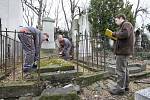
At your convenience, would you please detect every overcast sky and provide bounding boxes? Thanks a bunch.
[128,0,150,29]
[29,0,150,31]
[48,0,90,30]
[50,0,150,30]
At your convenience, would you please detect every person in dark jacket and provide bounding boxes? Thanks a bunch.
[58,35,72,60]
[18,26,49,73]
[109,14,135,95]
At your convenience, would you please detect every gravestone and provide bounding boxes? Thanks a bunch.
[135,87,150,100]
[41,17,55,49]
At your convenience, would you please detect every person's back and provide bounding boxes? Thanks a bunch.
[18,26,49,75]
[63,38,72,48]
[58,35,72,60]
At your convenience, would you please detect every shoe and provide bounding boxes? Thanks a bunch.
[125,87,129,91]
[109,88,125,95]
[32,64,37,69]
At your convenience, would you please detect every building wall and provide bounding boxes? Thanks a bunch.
[0,0,23,31]
[0,0,23,63]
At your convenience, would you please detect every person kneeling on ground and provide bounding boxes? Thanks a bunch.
[57,35,72,60]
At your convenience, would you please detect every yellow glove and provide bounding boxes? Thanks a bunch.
[105,29,117,40]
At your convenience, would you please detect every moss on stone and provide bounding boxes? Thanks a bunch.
[0,81,42,98]
[40,71,82,83]
[39,65,74,73]
[40,58,73,67]
[39,93,80,100]
[76,71,109,87]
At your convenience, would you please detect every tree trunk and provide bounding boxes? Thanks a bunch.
[37,0,43,30]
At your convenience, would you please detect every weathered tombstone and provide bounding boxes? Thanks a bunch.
[41,17,55,49]
[77,10,91,58]
[135,87,150,100]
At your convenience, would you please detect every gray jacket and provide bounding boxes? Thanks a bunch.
[60,38,72,53]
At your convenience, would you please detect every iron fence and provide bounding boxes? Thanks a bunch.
[75,34,110,72]
[0,29,23,80]
[74,33,150,73]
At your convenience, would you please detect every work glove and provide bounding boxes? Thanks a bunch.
[59,52,62,55]
[32,61,37,69]
[105,29,117,40]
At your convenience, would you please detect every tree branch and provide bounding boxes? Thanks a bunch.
[22,0,39,15]
[61,0,70,31]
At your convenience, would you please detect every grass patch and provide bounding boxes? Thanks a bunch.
[39,93,80,100]
[40,58,73,68]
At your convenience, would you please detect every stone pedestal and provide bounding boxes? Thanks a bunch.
[41,17,55,49]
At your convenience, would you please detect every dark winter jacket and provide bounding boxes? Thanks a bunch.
[113,21,135,55]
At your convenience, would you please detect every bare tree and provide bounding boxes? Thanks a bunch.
[134,0,149,20]
[21,0,53,30]
[55,0,61,29]
[61,0,81,36]
[133,0,150,49]
[44,0,54,17]
[21,1,35,26]
[61,0,70,32]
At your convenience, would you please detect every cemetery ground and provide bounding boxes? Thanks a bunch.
[1,51,150,100]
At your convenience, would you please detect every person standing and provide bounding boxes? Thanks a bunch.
[109,14,135,95]
[18,26,49,73]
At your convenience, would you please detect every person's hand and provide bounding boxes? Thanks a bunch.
[59,52,62,55]
[105,29,117,40]
[32,61,37,69]
[105,29,113,37]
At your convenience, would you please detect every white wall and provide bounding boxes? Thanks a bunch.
[0,0,23,59]
[0,0,23,31]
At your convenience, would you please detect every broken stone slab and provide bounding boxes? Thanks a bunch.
[76,71,110,87]
[40,70,81,84]
[135,87,150,100]
[106,63,146,75]
[129,67,142,74]
[39,85,80,100]
[129,70,150,79]
[0,81,43,99]
[110,70,150,80]
[39,65,75,73]
[129,63,146,71]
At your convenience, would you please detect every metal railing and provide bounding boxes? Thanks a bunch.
[0,29,23,80]
[75,34,109,72]
[74,33,150,73]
